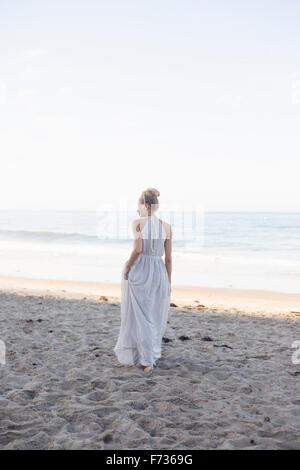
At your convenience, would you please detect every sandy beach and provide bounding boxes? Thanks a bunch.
[0,276,300,450]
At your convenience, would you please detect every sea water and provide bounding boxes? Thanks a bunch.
[0,210,299,294]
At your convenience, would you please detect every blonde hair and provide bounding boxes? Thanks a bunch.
[139,187,160,212]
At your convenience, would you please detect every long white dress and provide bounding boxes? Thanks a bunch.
[114,216,171,367]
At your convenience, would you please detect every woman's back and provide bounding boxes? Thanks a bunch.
[139,216,168,257]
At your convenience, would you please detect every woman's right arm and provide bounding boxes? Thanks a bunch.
[164,224,172,286]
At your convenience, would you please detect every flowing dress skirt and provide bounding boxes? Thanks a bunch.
[114,253,170,367]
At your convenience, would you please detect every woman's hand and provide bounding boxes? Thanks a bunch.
[124,263,130,280]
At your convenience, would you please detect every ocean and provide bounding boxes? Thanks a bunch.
[0,210,299,294]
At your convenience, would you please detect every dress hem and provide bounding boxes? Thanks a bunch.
[114,347,160,367]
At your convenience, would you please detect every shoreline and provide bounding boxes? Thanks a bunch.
[0,275,299,315]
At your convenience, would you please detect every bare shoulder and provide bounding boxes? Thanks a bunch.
[131,218,141,238]
[159,218,172,239]
[132,218,141,229]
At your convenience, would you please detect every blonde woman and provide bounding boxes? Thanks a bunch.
[114,188,172,373]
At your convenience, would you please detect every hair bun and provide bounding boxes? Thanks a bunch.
[146,187,160,198]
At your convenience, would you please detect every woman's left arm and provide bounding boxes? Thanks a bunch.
[124,220,142,280]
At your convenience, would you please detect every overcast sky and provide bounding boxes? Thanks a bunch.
[0,0,299,211]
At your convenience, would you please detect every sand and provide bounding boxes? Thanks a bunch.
[0,276,300,450]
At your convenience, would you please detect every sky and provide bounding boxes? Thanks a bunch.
[0,0,299,212]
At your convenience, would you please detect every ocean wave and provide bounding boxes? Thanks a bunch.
[0,229,130,243]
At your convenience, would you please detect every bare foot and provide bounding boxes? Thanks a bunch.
[143,366,153,373]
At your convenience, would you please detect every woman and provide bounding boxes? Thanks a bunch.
[114,188,172,373]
